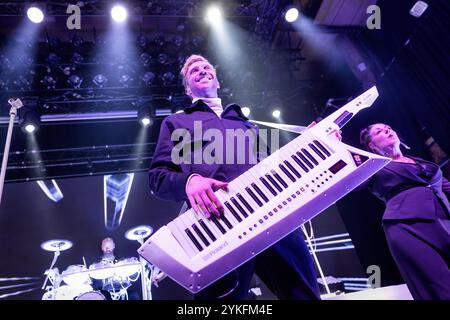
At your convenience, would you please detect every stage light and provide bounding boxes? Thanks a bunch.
[137,103,155,127]
[162,71,175,86]
[140,71,155,86]
[93,74,108,87]
[285,8,299,23]
[13,75,32,91]
[111,5,128,22]
[241,107,251,117]
[206,6,223,24]
[71,34,84,48]
[153,34,165,47]
[158,53,169,65]
[41,75,57,90]
[136,35,147,48]
[18,105,41,134]
[67,74,83,88]
[47,53,60,65]
[272,109,281,118]
[174,35,184,47]
[119,74,132,87]
[141,118,150,126]
[139,52,151,66]
[27,7,44,24]
[25,124,36,133]
[192,34,204,47]
[71,52,84,64]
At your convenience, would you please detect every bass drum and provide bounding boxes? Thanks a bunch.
[75,291,106,300]
[42,284,93,300]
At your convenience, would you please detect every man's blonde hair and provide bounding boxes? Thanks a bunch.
[180,54,215,93]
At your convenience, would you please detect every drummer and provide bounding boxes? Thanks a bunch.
[91,237,140,300]
[100,237,116,263]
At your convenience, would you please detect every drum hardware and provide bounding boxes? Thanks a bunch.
[125,225,155,300]
[88,256,143,300]
[151,267,168,288]
[40,239,73,297]
[40,229,157,300]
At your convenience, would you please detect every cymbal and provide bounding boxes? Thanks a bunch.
[125,225,153,241]
[41,239,73,252]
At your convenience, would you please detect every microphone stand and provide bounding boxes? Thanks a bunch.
[0,98,23,206]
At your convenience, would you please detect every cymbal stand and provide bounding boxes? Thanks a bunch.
[137,236,152,300]
[41,250,62,300]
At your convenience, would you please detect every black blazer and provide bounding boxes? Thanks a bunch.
[363,157,450,221]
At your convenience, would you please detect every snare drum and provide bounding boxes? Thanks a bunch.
[75,291,106,300]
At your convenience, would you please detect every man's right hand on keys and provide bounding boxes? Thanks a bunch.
[186,175,228,218]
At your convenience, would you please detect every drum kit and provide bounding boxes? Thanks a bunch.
[40,225,165,300]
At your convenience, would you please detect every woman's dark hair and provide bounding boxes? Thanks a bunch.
[359,124,376,152]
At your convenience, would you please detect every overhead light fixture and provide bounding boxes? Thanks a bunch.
[93,74,108,88]
[136,35,147,48]
[137,101,155,127]
[285,8,299,23]
[18,104,41,134]
[41,75,57,90]
[206,6,223,24]
[111,5,128,22]
[67,74,83,88]
[118,74,132,87]
[272,109,281,118]
[241,107,251,117]
[25,124,36,133]
[27,6,44,24]
[161,71,175,86]
[140,71,155,86]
